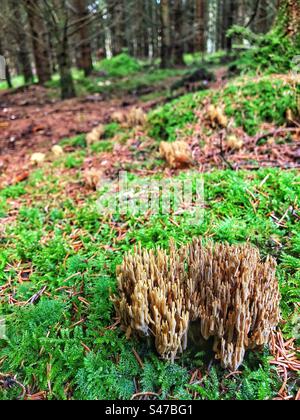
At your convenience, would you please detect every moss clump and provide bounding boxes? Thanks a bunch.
[99,53,141,78]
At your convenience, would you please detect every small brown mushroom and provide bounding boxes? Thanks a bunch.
[159,141,193,169]
[86,124,105,148]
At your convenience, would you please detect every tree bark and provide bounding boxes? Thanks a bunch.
[160,0,172,68]
[10,0,34,84]
[57,26,76,100]
[173,0,185,65]
[135,0,146,58]
[48,0,76,99]
[256,0,269,33]
[195,0,206,53]
[149,0,159,59]
[142,0,150,58]
[237,0,246,26]
[227,0,236,51]
[185,0,195,54]
[0,40,13,88]
[73,0,93,77]
[24,0,52,84]
[221,0,236,51]
[216,0,223,51]
[108,0,126,55]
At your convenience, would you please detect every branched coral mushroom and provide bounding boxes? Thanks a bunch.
[113,243,196,362]
[112,239,280,370]
[187,240,280,370]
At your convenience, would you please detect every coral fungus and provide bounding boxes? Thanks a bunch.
[113,239,280,370]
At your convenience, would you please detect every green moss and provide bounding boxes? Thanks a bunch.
[148,77,299,139]
[99,53,141,78]
[103,122,120,139]
[148,91,207,141]
[90,141,114,154]
[64,152,85,169]
[0,183,26,199]
[228,27,300,74]
[60,134,87,149]
[215,78,300,135]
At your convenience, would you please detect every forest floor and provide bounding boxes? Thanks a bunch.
[0,85,153,186]
[0,63,299,400]
[0,66,229,187]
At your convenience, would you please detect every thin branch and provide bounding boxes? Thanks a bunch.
[245,0,261,28]
[253,127,300,144]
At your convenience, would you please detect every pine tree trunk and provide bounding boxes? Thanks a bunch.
[237,0,246,25]
[216,0,223,51]
[96,9,107,59]
[10,0,34,84]
[195,0,206,53]
[0,40,13,89]
[256,0,269,33]
[160,0,172,68]
[150,0,160,59]
[173,0,185,65]
[185,0,195,54]
[108,0,126,55]
[73,0,93,77]
[143,0,150,58]
[116,0,127,55]
[221,0,236,51]
[135,0,145,58]
[57,26,76,100]
[227,0,236,51]
[24,0,52,84]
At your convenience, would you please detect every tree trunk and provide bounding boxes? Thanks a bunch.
[135,0,145,58]
[160,0,172,68]
[277,0,300,40]
[108,0,126,55]
[6,62,13,89]
[221,0,236,51]
[57,26,76,100]
[143,0,150,59]
[96,8,107,59]
[227,0,236,51]
[44,0,76,99]
[173,0,185,65]
[237,0,246,26]
[256,0,269,33]
[0,40,13,89]
[73,0,93,77]
[24,0,52,84]
[216,0,223,51]
[150,2,160,58]
[10,0,34,84]
[195,0,206,54]
[185,0,195,54]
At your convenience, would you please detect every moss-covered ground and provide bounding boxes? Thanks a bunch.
[0,163,299,399]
